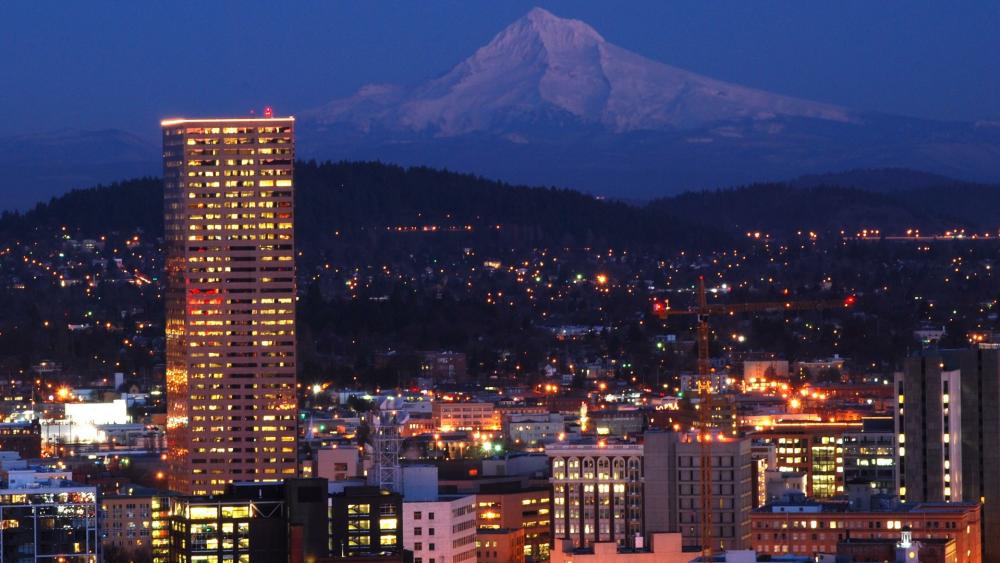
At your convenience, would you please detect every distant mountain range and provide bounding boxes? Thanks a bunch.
[3,8,1000,209]
[0,129,158,210]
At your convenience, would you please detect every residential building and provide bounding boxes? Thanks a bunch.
[403,494,478,563]
[162,116,298,495]
[421,351,468,382]
[590,410,644,438]
[547,441,644,550]
[742,360,790,392]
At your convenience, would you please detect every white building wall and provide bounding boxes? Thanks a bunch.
[403,495,477,563]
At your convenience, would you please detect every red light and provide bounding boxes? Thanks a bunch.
[844,295,857,307]
[653,302,664,313]
[264,106,273,118]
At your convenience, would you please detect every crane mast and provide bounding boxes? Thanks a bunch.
[655,276,853,558]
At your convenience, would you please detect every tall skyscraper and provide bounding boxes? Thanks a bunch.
[162,116,297,495]
[896,346,1000,563]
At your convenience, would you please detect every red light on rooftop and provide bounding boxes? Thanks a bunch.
[264,106,273,118]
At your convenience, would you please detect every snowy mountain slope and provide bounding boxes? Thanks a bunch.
[298,8,1000,197]
[306,8,853,136]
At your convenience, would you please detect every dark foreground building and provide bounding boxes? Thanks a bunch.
[328,485,404,561]
[896,345,1000,563]
[154,478,328,562]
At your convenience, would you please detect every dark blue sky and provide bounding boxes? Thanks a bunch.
[3,1,999,138]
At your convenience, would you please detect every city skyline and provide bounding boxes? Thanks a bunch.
[1,4,999,563]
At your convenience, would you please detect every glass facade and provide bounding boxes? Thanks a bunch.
[0,487,99,561]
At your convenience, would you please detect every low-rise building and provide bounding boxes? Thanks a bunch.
[433,402,499,432]
[0,421,41,459]
[504,413,565,446]
[750,500,981,562]
[317,445,362,482]
[0,470,99,561]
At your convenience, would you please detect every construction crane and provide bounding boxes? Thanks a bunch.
[654,276,854,559]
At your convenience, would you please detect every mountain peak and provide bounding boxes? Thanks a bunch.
[515,7,605,45]
[307,7,853,136]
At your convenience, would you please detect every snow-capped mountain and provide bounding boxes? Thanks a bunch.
[5,7,1000,210]
[307,8,853,136]
[299,7,1000,197]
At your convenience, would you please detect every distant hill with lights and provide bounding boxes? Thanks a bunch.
[1,163,999,258]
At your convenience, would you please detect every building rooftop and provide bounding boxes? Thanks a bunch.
[160,116,294,126]
[757,498,980,514]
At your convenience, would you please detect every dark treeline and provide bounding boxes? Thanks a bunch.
[2,162,997,252]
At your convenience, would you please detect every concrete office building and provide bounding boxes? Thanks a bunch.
[156,480,328,563]
[751,421,860,499]
[475,484,551,561]
[0,470,99,561]
[895,346,1000,563]
[403,494,478,563]
[675,433,754,553]
[547,441,644,550]
[161,116,298,495]
[476,528,525,563]
[329,486,404,561]
[750,499,981,562]
[842,417,896,502]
